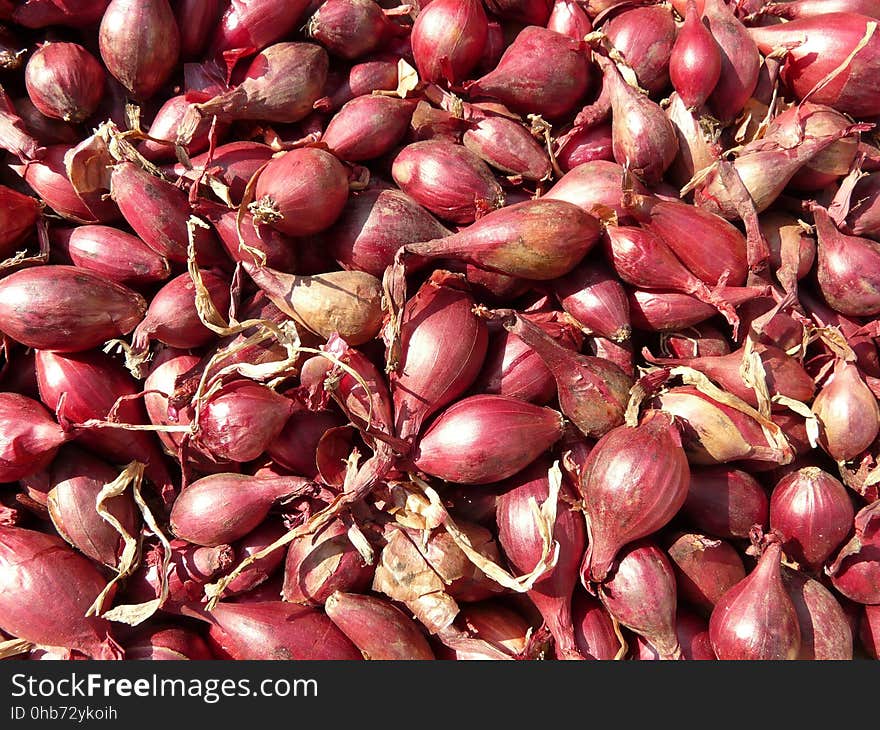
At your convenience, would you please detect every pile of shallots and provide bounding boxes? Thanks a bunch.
[1,0,880,661]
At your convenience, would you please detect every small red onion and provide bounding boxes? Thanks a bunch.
[175,0,223,58]
[0,185,40,259]
[0,392,70,482]
[683,466,769,541]
[783,567,854,660]
[547,0,591,39]
[323,95,415,162]
[553,261,631,343]
[139,95,219,162]
[411,0,489,85]
[827,501,880,605]
[634,609,716,660]
[861,605,880,658]
[309,0,401,60]
[667,532,746,614]
[662,323,731,359]
[325,55,400,110]
[605,5,676,95]
[267,408,345,478]
[669,0,721,109]
[462,116,552,182]
[24,42,104,123]
[224,521,288,596]
[571,591,619,660]
[449,602,530,659]
[172,141,274,206]
[812,359,880,462]
[628,287,764,332]
[124,626,214,660]
[709,540,801,660]
[485,0,552,24]
[759,211,816,289]
[64,225,170,286]
[579,411,690,583]
[209,0,313,56]
[13,0,109,28]
[545,160,646,221]
[554,122,614,172]
[703,0,759,122]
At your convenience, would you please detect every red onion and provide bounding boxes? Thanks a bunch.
[663,323,731,359]
[703,0,759,122]
[669,0,721,109]
[554,123,614,172]
[251,147,349,236]
[133,269,231,351]
[322,187,450,277]
[499,311,632,438]
[462,116,552,182]
[195,381,297,464]
[862,605,880,658]
[199,601,362,660]
[770,468,855,571]
[547,0,592,39]
[98,0,180,100]
[64,225,170,286]
[143,348,202,462]
[765,0,880,18]
[309,0,401,60]
[667,532,746,614]
[749,13,880,118]
[759,211,816,290]
[710,539,801,660]
[634,609,716,660]
[172,141,274,206]
[13,0,109,28]
[410,0,488,86]
[599,56,678,185]
[0,392,70,482]
[665,92,721,187]
[124,626,214,660]
[554,261,631,343]
[282,518,373,605]
[579,411,690,583]
[628,287,763,332]
[783,567,854,660]
[223,521,288,596]
[392,270,488,441]
[571,592,619,659]
[325,592,435,660]
[404,198,601,280]
[24,42,104,123]
[175,0,223,58]
[496,461,587,659]
[0,265,145,352]
[466,26,591,120]
[323,96,415,162]
[414,394,564,484]
[0,185,40,259]
[545,160,646,220]
[267,409,345,478]
[171,472,311,547]
[391,140,504,224]
[683,466,769,541]
[827,500,880,605]
[325,55,400,110]
[0,526,123,658]
[605,5,676,95]
[812,359,880,462]
[139,96,218,163]
[448,601,530,659]
[598,541,681,660]
[209,0,312,56]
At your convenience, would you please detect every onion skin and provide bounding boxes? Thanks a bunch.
[669,0,721,109]
[783,568,854,660]
[545,160,647,221]
[0,392,69,482]
[392,270,488,441]
[268,409,345,478]
[209,0,312,56]
[449,602,530,659]
[325,592,436,660]
[124,626,214,660]
[406,199,601,281]
[64,225,170,286]
[579,411,690,583]
[771,468,855,571]
[466,26,591,120]
[572,592,619,660]
[547,0,592,39]
[496,461,587,660]
[683,466,769,541]
[414,395,564,484]
[759,211,816,286]
[24,42,105,123]
[139,95,218,162]
[634,609,716,660]
[13,0,110,28]
[709,542,801,660]
[200,601,363,660]
[392,140,505,225]
[462,116,552,181]
[703,0,759,122]
[143,348,202,461]
[0,526,123,659]
[411,0,488,86]
[0,265,145,352]
[309,0,398,60]
[323,96,415,162]
[0,185,40,259]
[605,5,676,95]
[663,323,731,359]
[599,541,681,660]
[554,261,631,344]
[224,521,288,596]
[170,473,311,547]
[812,359,880,462]
[827,501,880,605]
[667,533,746,614]
[98,0,180,101]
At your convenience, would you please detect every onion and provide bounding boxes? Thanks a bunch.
[466,26,591,120]
[579,411,690,583]
[827,500,880,605]
[405,198,601,281]
[783,567,854,660]
[0,185,40,259]
[322,96,415,162]
[485,0,552,24]
[0,265,145,352]
[496,461,587,659]
[250,147,349,236]
[175,0,223,58]
[634,609,716,660]
[770,467,855,571]
[667,532,746,614]
[628,287,764,332]
[391,140,504,225]
[322,187,450,277]
[196,201,296,272]
[499,311,631,438]
[571,592,619,660]
[172,142,274,206]
[309,0,401,60]
[749,13,880,118]
[224,521,288,596]
[710,539,801,660]
[765,0,880,19]
[411,0,488,86]
[268,408,345,478]
[663,323,731,359]
[553,261,631,343]
[758,211,816,291]
[98,0,180,100]
[665,92,721,187]
[199,601,362,660]
[669,0,720,109]
[325,592,435,660]
[683,466,769,541]
[64,225,170,286]
[547,0,592,39]
[13,0,109,28]
[605,5,676,95]
[170,472,311,547]
[244,263,383,346]
[392,270,488,441]
[282,518,373,605]
[812,359,880,462]
[702,0,759,122]
[554,123,614,172]
[24,42,104,123]
[0,392,70,482]
[448,602,530,659]
[414,394,564,484]
[143,348,202,461]
[0,526,124,658]
[209,0,312,56]
[862,605,880,658]
[462,116,552,182]
[139,96,218,163]
[598,541,681,660]
[546,160,646,220]
[325,55,400,110]
[124,626,214,660]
